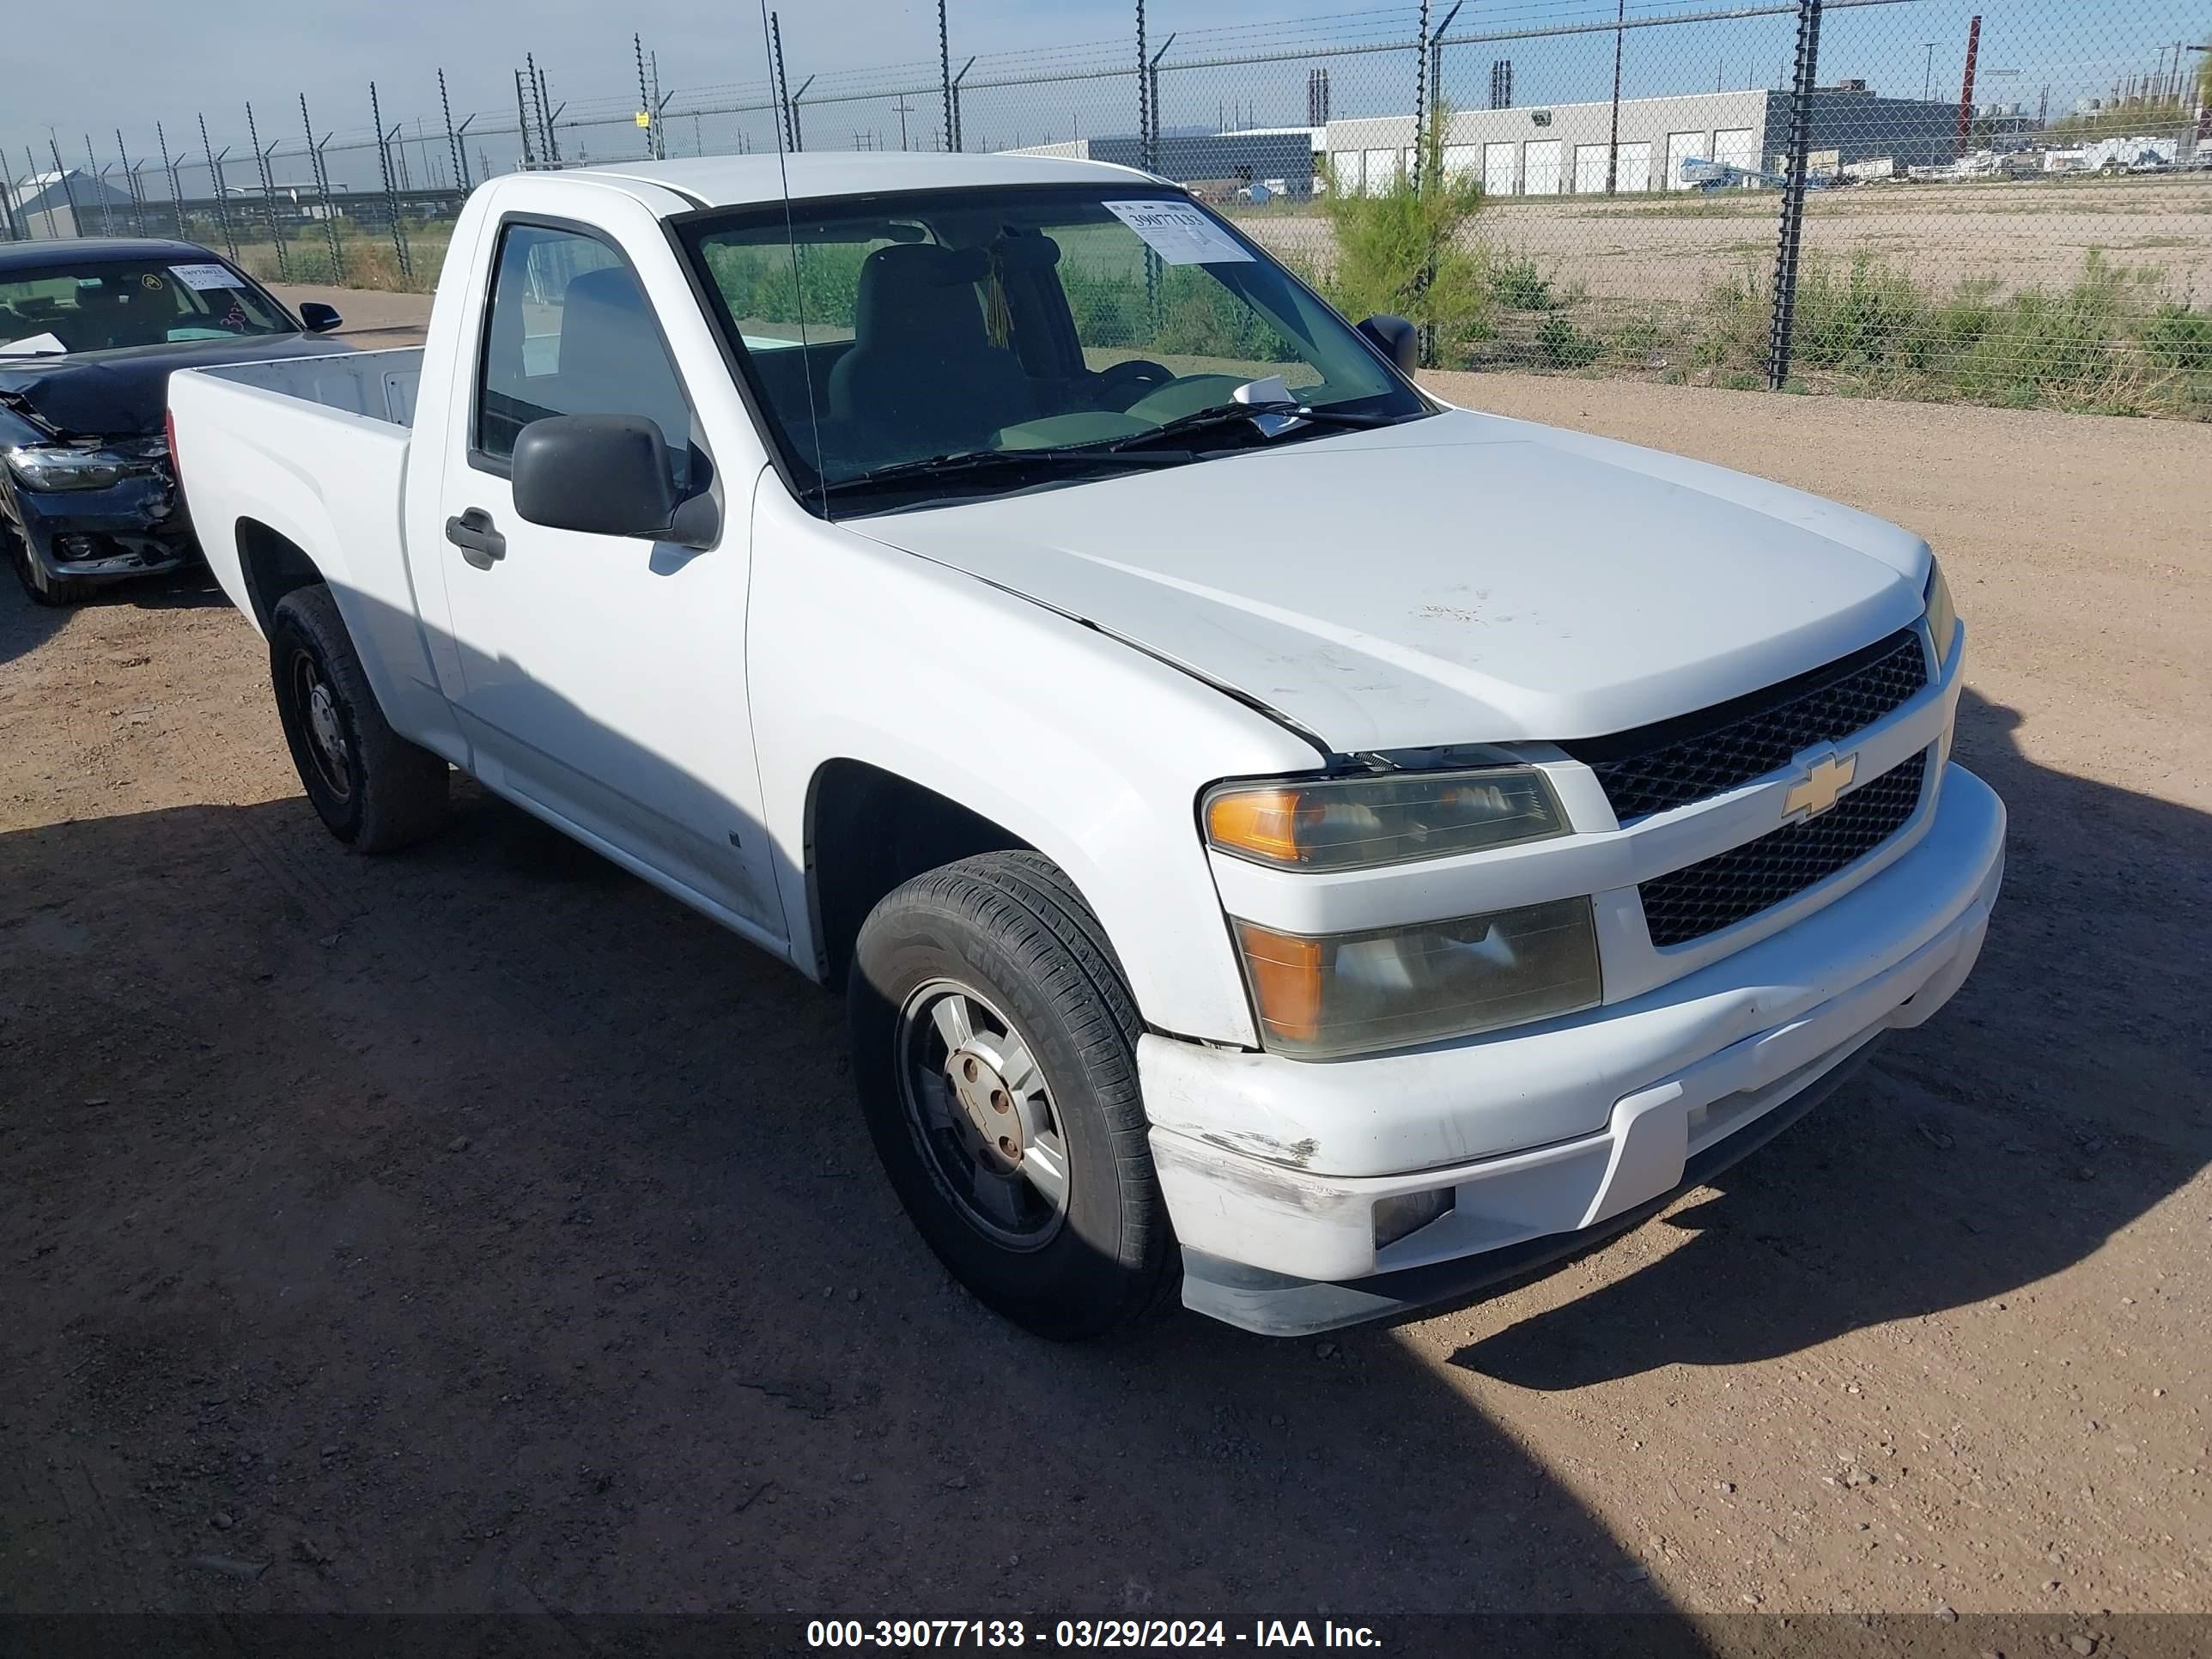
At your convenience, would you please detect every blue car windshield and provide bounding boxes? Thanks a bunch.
[0,258,293,356]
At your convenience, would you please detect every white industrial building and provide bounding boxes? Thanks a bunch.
[1325,86,1960,196]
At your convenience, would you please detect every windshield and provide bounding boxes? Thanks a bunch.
[0,258,294,356]
[678,185,1426,509]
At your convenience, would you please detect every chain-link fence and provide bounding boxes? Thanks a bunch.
[6,1,2208,416]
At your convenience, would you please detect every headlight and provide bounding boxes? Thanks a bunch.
[1923,558,1958,674]
[1232,897,1601,1059]
[3,444,142,492]
[1205,766,1568,871]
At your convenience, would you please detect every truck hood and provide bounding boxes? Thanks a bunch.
[0,334,347,440]
[849,409,1932,751]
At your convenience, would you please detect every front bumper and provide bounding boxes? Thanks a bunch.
[9,471,194,585]
[1145,762,2005,1334]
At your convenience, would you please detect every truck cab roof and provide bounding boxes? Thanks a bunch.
[556,151,1163,213]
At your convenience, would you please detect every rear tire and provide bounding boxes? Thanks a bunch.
[6,526,95,607]
[848,851,1174,1340]
[269,584,450,852]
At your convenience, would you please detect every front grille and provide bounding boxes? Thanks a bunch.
[1564,629,1928,823]
[1639,750,1929,948]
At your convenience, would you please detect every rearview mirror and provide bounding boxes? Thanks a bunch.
[1358,313,1420,376]
[297,301,343,334]
[511,414,717,548]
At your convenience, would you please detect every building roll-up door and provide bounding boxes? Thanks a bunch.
[1523,139,1562,194]
[1666,131,1705,188]
[1616,141,1652,191]
[1712,128,1758,179]
[1483,142,1516,195]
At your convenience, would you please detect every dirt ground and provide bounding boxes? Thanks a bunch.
[1241,175,2212,301]
[3,340,2209,1632]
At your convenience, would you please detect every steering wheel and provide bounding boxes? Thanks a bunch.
[1094,357,1176,408]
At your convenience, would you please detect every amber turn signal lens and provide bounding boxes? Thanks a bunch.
[1206,788,1305,866]
[1233,921,1325,1045]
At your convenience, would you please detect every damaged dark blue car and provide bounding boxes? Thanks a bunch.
[2,238,348,605]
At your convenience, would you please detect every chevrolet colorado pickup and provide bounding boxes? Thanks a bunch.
[167,155,2004,1338]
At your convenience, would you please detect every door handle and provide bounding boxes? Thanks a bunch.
[445,507,507,570]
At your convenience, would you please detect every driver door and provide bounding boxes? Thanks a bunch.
[436,216,786,940]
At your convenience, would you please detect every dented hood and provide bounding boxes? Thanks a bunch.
[0,334,345,439]
[851,409,1933,750]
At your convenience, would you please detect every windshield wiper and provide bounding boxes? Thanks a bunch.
[1103,400,1411,453]
[817,443,1194,499]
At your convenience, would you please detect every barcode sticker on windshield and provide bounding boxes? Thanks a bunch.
[1102,200,1253,265]
[168,263,240,291]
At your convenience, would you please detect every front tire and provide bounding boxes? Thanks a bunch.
[269,584,450,852]
[848,852,1174,1340]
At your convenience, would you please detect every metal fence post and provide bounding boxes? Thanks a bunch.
[1135,0,1150,171]
[301,97,344,282]
[369,84,412,280]
[1413,0,1430,191]
[84,137,116,235]
[157,123,184,239]
[939,0,954,152]
[1765,0,1822,392]
[115,131,143,238]
[771,15,795,151]
[196,117,240,262]
[246,102,289,280]
[49,138,81,238]
[441,70,471,191]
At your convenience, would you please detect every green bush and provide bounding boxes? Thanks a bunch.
[1316,112,1489,367]
[1535,313,1601,368]
[1487,255,1558,312]
[1681,247,2208,417]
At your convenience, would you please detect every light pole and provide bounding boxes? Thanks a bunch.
[1923,42,1938,102]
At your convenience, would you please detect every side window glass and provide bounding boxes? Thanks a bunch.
[476,224,696,489]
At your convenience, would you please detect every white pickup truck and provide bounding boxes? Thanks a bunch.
[168,155,2003,1339]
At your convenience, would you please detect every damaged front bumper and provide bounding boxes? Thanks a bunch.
[1145,763,2007,1336]
[8,465,195,586]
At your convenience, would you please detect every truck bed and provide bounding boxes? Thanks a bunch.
[191,347,423,428]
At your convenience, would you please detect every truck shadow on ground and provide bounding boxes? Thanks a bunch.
[1,667,2201,1618]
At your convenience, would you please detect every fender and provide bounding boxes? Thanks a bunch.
[748,488,1320,1047]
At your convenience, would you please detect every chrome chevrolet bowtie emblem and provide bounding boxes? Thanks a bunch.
[1784,750,1858,820]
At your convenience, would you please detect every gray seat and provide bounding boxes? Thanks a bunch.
[826,244,1033,456]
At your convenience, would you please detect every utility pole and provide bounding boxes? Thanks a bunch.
[1923,42,1937,102]
[1956,14,1981,157]
[894,94,914,151]
[1605,0,1626,193]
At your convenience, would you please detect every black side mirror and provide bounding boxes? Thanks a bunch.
[1358,313,1420,375]
[297,301,343,334]
[511,414,717,548]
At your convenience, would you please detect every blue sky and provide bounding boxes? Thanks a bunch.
[8,0,2204,196]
